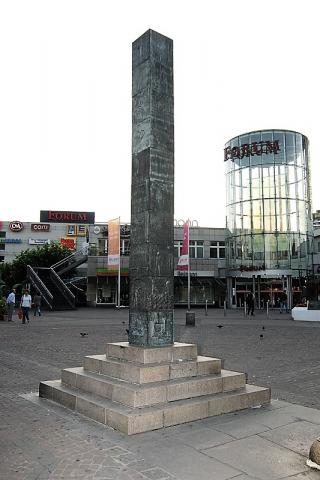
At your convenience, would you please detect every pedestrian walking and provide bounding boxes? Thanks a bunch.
[33,293,42,316]
[20,289,32,324]
[246,291,255,316]
[279,292,288,313]
[6,288,16,322]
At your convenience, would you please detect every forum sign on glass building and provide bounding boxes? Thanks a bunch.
[225,129,313,309]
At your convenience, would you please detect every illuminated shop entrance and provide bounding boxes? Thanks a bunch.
[174,276,226,307]
[227,275,301,309]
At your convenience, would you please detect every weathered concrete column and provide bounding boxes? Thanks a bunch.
[129,29,174,347]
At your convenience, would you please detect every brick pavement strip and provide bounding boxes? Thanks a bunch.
[1,307,320,479]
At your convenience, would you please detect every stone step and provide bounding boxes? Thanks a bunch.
[84,354,222,384]
[106,342,198,364]
[60,367,246,408]
[39,380,270,435]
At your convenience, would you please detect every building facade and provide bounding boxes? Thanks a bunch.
[1,196,319,309]
[0,219,89,264]
[225,129,313,308]
[0,217,227,307]
[86,225,227,307]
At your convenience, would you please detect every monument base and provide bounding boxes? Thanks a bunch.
[39,342,270,435]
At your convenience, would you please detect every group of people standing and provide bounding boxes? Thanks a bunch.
[245,291,289,315]
[6,289,42,323]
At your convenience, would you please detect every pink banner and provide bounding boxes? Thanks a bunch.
[107,218,120,271]
[177,222,189,271]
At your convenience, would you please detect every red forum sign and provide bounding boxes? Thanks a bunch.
[40,210,95,224]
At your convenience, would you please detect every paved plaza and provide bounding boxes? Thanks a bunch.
[1,307,320,479]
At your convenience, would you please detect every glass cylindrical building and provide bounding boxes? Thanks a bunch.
[225,129,313,309]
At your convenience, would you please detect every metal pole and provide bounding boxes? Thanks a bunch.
[205,299,208,316]
[117,219,121,308]
[224,300,226,316]
[187,224,190,311]
[267,300,269,317]
[118,258,121,307]
[244,301,247,317]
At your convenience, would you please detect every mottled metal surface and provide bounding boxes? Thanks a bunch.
[129,30,174,347]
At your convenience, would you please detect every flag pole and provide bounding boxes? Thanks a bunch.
[187,222,190,311]
[117,217,121,308]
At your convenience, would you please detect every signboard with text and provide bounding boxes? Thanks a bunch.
[60,238,76,249]
[31,223,50,232]
[29,239,51,245]
[40,210,95,224]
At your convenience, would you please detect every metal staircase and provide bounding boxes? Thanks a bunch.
[51,250,88,276]
[27,250,88,310]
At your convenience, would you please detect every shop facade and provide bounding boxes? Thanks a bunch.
[86,225,227,307]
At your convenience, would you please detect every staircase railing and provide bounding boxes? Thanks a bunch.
[51,249,88,275]
[27,265,53,309]
[50,268,75,309]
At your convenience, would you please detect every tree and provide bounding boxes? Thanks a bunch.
[0,242,72,288]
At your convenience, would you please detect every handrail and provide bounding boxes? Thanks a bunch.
[51,251,79,270]
[50,268,75,308]
[27,265,53,309]
[51,248,88,272]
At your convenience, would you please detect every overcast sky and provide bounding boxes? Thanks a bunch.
[1,0,319,228]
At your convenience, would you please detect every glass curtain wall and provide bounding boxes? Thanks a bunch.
[225,130,313,274]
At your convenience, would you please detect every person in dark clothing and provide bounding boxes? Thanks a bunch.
[246,291,255,316]
[279,292,288,313]
[33,293,42,316]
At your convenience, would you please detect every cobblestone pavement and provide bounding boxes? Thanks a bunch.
[1,307,320,479]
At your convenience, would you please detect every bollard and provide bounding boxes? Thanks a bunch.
[186,311,195,326]
[223,300,226,316]
[205,300,208,316]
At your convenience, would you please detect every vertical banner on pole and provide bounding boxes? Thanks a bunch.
[177,222,189,271]
[177,222,190,310]
[107,217,121,306]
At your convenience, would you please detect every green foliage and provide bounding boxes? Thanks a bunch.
[0,242,72,288]
[0,297,7,316]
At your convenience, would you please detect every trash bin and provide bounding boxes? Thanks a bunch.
[186,311,195,326]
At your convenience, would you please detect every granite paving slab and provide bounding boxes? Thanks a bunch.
[260,420,320,456]
[203,435,309,479]
[135,441,241,480]
[208,415,271,439]
[170,426,234,450]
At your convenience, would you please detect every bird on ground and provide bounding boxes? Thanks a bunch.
[262,326,265,330]
[217,325,224,329]
[80,332,88,337]
[260,334,264,338]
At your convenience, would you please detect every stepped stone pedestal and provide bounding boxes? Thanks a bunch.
[39,342,270,435]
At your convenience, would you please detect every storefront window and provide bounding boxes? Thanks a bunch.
[210,241,225,259]
[0,232,6,252]
[121,239,130,256]
[189,241,203,259]
[174,240,183,257]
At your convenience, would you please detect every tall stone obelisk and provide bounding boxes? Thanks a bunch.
[129,29,174,347]
[39,31,271,434]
